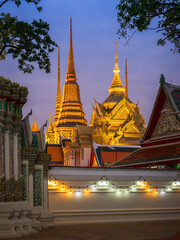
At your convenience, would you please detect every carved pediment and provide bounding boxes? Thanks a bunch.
[152,99,180,138]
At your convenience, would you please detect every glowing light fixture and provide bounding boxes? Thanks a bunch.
[137,180,142,185]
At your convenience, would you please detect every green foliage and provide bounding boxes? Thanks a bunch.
[0,0,57,73]
[116,0,180,53]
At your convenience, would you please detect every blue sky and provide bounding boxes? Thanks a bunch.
[1,0,180,128]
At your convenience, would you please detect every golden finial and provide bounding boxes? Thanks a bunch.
[116,40,118,63]
[125,58,128,97]
[114,40,120,72]
[53,46,61,126]
[31,115,40,132]
[109,41,125,94]
[66,17,76,79]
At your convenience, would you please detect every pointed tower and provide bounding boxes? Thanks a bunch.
[90,41,145,146]
[31,116,40,132]
[103,41,126,110]
[109,41,125,94]
[57,18,87,138]
[53,46,61,127]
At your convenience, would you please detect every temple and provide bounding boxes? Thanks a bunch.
[90,41,146,146]
[46,18,87,143]
[111,75,180,168]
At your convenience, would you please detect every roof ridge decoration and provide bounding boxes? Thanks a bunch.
[31,115,40,132]
[160,74,165,84]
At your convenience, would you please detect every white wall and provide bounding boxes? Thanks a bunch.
[48,167,180,225]
[80,147,91,167]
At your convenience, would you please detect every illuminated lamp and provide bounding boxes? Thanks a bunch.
[62,185,65,190]
[137,180,142,185]
[53,181,56,186]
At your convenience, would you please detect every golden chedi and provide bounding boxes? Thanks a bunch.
[90,41,145,146]
[46,18,87,143]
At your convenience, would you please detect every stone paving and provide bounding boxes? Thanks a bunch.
[12,220,180,240]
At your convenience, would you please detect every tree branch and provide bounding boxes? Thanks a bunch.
[0,44,6,55]
[0,0,9,8]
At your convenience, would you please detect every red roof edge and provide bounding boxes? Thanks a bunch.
[143,84,166,141]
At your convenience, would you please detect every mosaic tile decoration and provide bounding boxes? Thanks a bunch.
[22,164,27,200]
[34,169,42,206]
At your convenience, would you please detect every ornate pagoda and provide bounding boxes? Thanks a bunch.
[46,18,87,143]
[90,42,146,146]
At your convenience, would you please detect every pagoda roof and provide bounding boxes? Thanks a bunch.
[103,92,132,105]
[110,142,180,168]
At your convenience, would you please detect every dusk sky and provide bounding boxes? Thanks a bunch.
[1,0,180,129]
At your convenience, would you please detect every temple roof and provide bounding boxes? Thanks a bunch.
[143,77,180,142]
[110,77,180,168]
[110,142,180,168]
[103,92,132,105]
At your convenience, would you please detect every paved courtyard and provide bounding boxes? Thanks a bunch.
[12,220,180,240]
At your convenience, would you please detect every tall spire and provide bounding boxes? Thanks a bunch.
[66,18,76,80]
[114,40,119,72]
[125,58,128,97]
[48,113,54,133]
[53,46,61,126]
[109,41,125,94]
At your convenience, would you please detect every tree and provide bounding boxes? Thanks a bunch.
[116,0,180,53]
[0,0,57,73]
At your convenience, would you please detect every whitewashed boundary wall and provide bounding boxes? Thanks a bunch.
[48,167,180,225]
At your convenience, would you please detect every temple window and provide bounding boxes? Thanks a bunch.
[8,103,12,113]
